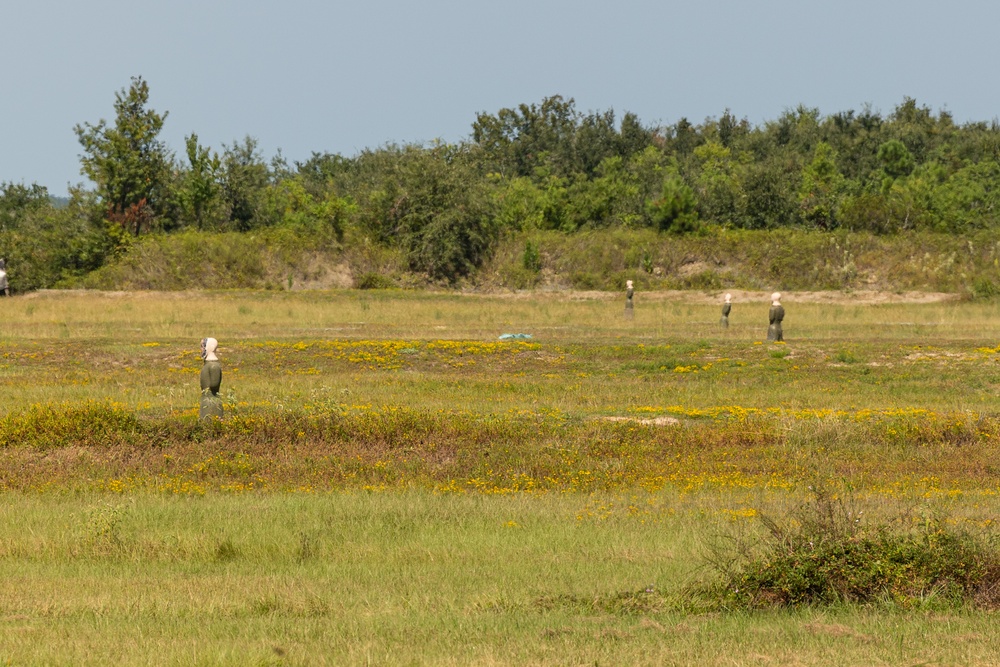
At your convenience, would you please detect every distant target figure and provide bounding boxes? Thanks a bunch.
[199,337,224,420]
[624,279,635,320]
[766,292,784,342]
[720,293,732,328]
[0,259,9,296]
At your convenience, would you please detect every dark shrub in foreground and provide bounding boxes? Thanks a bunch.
[702,488,1000,610]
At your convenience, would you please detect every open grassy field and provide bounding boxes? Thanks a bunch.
[1,288,1000,665]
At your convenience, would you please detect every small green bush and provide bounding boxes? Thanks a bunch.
[681,270,724,290]
[972,277,999,299]
[834,349,860,364]
[522,238,542,272]
[700,487,1000,610]
[725,526,991,608]
[355,272,396,289]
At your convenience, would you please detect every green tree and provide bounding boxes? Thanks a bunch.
[572,109,620,176]
[472,95,579,179]
[821,106,885,183]
[665,117,701,156]
[931,160,1000,231]
[361,143,498,282]
[0,189,112,291]
[617,112,655,159]
[859,163,938,231]
[798,142,846,229]
[492,176,548,231]
[261,177,352,242]
[878,139,916,182]
[294,151,355,198]
[560,156,650,230]
[716,109,749,148]
[839,164,938,234]
[625,146,677,210]
[219,136,274,231]
[646,173,698,233]
[0,182,50,232]
[532,169,571,231]
[692,140,742,224]
[74,76,172,235]
[351,144,410,244]
[766,105,822,152]
[887,97,947,165]
[738,161,796,229]
[176,134,222,230]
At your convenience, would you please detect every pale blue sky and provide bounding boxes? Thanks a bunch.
[3,0,998,194]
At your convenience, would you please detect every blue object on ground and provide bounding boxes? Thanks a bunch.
[499,333,533,340]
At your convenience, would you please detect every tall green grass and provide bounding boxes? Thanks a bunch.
[1,492,999,666]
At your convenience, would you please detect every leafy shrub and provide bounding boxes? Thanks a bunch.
[681,270,724,290]
[355,272,396,289]
[0,195,113,291]
[972,277,999,299]
[701,486,1000,609]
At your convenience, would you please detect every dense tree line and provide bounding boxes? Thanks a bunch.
[3,77,1000,289]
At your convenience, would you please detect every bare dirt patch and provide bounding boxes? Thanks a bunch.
[676,261,715,277]
[286,256,354,290]
[474,289,960,305]
[598,416,680,427]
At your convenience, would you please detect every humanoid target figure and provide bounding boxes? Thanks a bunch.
[624,280,634,320]
[199,337,223,420]
[720,293,732,328]
[0,259,9,296]
[766,293,784,342]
